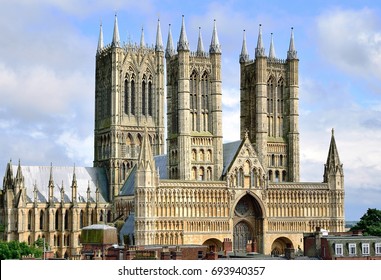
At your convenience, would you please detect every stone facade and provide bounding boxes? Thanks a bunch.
[0,15,345,258]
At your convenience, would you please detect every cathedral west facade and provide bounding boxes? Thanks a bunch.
[0,15,345,258]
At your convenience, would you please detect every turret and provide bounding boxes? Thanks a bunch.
[324,129,344,189]
[286,27,300,181]
[71,165,78,207]
[140,27,145,48]
[14,160,24,196]
[269,33,276,59]
[165,24,175,58]
[111,14,120,48]
[155,19,164,52]
[209,19,221,54]
[97,21,104,53]
[254,24,268,171]
[48,163,55,206]
[239,30,249,63]
[135,127,158,245]
[196,27,205,55]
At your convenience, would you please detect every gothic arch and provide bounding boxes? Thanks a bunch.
[271,237,294,257]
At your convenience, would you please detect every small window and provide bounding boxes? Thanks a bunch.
[348,243,356,255]
[376,243,381,255]
[335,244,343,256]
[362,243,370,255]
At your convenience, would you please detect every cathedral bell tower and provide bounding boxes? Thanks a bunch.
[166,17,223,181]
[240,25,300,183]
[94,15,165,201]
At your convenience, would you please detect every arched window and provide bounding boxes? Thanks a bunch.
[190,71,197,131]
[207,150,212,161]
[148,78,153,116]
[80,210,84,229]
[55,211,59,230]
[124,75,130,114]
[40,210,44,230]
[200,149,205,161]
[192,167,197,180]
[131,78,136,115]
[142,75,146,115]
[28,210,32,230]
[192,149,197,161]
[64,211,69,230]
[199,167,205,181]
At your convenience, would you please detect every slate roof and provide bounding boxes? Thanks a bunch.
[222,140,242,175]
[11,165,109,203]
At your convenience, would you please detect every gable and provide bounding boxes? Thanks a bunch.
[225,137,265,178]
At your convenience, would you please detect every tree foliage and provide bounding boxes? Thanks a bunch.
[350,208,381,236]
[0,240,43,260]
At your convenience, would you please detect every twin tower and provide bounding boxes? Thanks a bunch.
[94,15,299,201]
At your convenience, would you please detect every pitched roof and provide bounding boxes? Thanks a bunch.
[11,165,109,203]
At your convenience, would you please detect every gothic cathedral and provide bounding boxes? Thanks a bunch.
[0,15,345,258]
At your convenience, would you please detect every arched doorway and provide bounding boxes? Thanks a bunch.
[233,194,264,253]
[271,237,293,257]
[203,238,223,252]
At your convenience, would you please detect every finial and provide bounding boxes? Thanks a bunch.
[97,20,104,53]
[287,27,297,60]
[332,128,334,136]
[240,29,249,63]
[177,15,189,51]
[112,13,120,47]
[209,19,221,54]
[155,18,164,52]
[140,26,145,48]
[269,33,276,59]
[196,27,205,55]
[166,23,175,58]
[255,24,265,57]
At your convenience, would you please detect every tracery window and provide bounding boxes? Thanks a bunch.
[124,75,130,114]
[131,77,136,115]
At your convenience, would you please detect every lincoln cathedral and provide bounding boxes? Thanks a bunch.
[0,15,345,258]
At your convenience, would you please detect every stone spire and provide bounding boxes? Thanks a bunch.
[239,29,249,63]
[177,15,189,51]
[269,33,276,59]
[112,14,120,47]
[86,181,91,204]
[323,129,344,183]
[140,27,145,48]
[15,159,23,183]
[138,126,155,170]
[97,21,104,53]
[209,19,221,54]
[48,163,55,206]
[196,27,205,55]
[255,24,265,57]
[155,19,164,52]
[165,24,175,58]
[71,164,78,206]
[326,129,341,168]
[287,27,298,60]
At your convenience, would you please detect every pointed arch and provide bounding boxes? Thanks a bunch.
[142,74,147,115]
[148,75,153,116]
[124,73,130,114]
[131,74,136,115]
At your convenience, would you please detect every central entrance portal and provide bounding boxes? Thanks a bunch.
[233,194,264,253]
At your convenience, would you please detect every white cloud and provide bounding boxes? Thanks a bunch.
[315,7,381,79]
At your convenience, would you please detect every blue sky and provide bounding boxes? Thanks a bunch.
[0,0,380,221]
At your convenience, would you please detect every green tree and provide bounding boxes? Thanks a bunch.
[0,242,11,260]
[0,240,43,259]
[350,208,381,236]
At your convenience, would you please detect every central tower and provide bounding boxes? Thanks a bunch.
[166,17,223,180]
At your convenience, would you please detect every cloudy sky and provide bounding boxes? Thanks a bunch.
[0,0,380,221]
